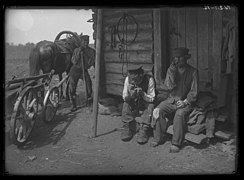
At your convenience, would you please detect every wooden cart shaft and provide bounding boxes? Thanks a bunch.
[6,73,51,85]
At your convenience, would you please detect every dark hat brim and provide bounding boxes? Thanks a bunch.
[128,65,144,74]
[173,47,190,57]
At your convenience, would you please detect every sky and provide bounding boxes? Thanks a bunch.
[5,8,94,45]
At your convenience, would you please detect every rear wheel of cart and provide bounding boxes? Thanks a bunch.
[42,87,59,123]
[10,87,38,146]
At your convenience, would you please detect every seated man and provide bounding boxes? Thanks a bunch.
[121,65,156,144]
[152,47,199,153]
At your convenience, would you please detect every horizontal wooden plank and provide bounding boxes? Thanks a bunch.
[106,73,126,86]
[103,9,153,16]
[167,125,207,144]
[103,21,153,33]
[105,84,124,96]
[103,9,146,15]
[188,124,206,135]
[103,41,153,51]
[103,50,153,63]
[103,30,153,43]
[215,130,232,140]
[103,13,152,27]
[105,62,154,74]
[216,115,228,122]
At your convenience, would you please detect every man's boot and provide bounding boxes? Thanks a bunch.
[137,124,149,144]
[150,120,165,147]
[121,122,133,142]
[70,97,78,112]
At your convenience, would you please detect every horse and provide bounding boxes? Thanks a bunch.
[29,31,82,98]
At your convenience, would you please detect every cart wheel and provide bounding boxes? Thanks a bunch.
[10,87,38,146]
[42,87,59,123]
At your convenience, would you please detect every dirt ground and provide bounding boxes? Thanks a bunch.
[4,59,238,175]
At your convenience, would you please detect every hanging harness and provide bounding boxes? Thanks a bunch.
[117,13,138,77]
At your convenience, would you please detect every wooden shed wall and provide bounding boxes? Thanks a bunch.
[92,7,237,103]
[101,9,154,96]
[167,7,237,91]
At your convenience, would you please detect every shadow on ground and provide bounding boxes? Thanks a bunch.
[5,100,91,150]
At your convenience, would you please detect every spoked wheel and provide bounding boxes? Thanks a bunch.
[10,87,38,146]
[42,87,59,123]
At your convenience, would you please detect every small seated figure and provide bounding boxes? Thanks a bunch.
[120,65,156,144]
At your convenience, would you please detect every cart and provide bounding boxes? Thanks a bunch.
[5,72,69,146]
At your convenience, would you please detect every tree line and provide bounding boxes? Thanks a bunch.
[5,42,95,61]
[5,42,35,60]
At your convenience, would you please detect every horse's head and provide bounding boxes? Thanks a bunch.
[29,40,56,76]
[38,44,55,73]
[40,59,53,74]
[66,33,81,50]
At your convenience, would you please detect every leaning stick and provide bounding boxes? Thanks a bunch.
[91,9,103,138]
[81,54,88,106]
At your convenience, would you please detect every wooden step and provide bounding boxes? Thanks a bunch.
[216,115,228,122]
[166,125,207,144]
[187,124,206,135]
[215,130,232,140]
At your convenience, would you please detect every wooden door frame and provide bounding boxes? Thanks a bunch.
[153,9,162,86]
[153,8,169,87]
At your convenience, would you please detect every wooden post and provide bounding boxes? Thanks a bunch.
[153,9,162,86]
[91,9,103,138]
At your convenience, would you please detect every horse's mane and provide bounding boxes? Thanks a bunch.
[29,43,41,76]
[29,40,57,76]
[65,35,80,50]
[29,33,80,77]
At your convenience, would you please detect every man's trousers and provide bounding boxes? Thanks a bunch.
[155,98,193,146]
[68,66,92,105]
[121,99,154,126]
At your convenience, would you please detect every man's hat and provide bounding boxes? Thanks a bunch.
[81,35,89,41]
[128,65,144,75]
[172,47,190,57]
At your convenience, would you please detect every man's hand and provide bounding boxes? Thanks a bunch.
[129,89,137,98]
[135,87,144,97]
[176,100,187,109]
[128,85,137,98]
[169,57,179,70]
[134,87,142,93]
[153,108,160,119]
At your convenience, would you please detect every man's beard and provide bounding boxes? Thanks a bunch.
[177,60,187,68]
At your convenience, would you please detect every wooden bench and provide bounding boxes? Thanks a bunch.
[166,114,232,144]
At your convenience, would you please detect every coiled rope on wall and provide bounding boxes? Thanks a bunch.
[117,13,138,77]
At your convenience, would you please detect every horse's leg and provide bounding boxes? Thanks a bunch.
[65,61,73,74]
[59,73,65,100]
[64,53,72,101]
[65,77,70,101]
